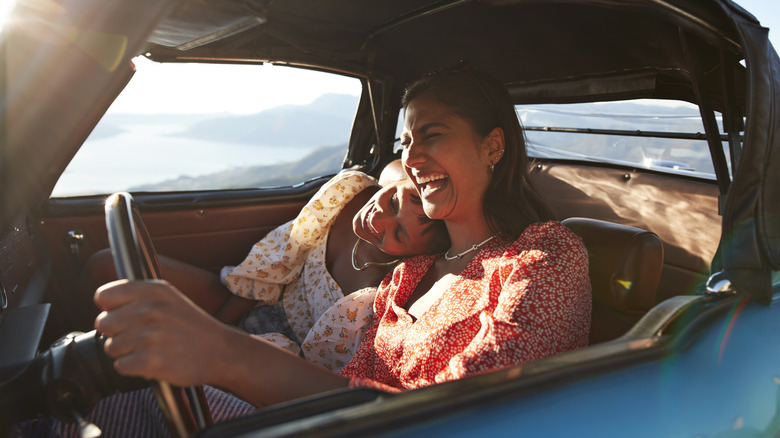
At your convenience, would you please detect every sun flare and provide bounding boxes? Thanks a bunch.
[0,1,18,31]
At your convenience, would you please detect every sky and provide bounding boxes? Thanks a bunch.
[735,0,780,40]
[1,0,778,115]
[111,60,362,115]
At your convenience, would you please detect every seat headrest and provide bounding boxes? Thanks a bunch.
[562,217,663,313]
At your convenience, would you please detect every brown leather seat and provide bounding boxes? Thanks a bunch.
[562,217,664,344]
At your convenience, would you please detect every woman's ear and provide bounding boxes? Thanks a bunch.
[485,127,505,164]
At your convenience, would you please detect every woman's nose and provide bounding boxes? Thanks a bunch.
[371,192,395,230]
[370,208,395,236]
[402,140,425,168]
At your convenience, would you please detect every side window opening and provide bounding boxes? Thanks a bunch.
[393,99,734,180]
[518,99,734,180]
[52,58,361,197]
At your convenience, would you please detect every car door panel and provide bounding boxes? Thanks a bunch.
[35,184,320,334]
[39,200,307,273]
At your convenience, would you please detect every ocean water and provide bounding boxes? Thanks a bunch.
[52,123,314,197]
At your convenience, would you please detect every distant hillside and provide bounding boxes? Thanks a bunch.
[90,93,358,144]
[100,113,225,125]
[130,144,346,191]
[85,122,125,140]
[177,93,358,147]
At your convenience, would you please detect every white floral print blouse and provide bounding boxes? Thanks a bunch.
[220,171,378,371]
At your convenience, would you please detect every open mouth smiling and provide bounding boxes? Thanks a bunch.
[364,205,382,243]
[414,173,448,196]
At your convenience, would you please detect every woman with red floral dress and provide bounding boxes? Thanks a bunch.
[341,65,591,391]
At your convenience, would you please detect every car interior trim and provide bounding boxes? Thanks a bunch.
[0,303,50,381]
[43,176,332,216]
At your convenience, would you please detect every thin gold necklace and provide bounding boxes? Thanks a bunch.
[444,235,497,261]
[351,238,401,271]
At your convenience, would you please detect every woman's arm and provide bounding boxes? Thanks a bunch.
[94,279,349,407]
[213,294,257,324]
[157,254,234,314]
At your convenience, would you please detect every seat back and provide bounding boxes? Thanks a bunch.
[562,217,664,344]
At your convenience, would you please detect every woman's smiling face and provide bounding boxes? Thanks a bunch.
[400,92,496,223]
[352,179,439,256]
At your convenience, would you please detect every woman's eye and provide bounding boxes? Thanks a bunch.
[425,132,441,140]
[391,192,399,213]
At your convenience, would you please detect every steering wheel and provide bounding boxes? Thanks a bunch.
[104,192,212,437]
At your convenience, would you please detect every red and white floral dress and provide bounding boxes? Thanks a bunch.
[341,221,592,391]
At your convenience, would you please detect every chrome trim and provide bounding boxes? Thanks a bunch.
[0,281,7,310]
[705,271,737,295]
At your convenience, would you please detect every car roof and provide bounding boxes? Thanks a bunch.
[2,0,779,299]
[144,0,751,107]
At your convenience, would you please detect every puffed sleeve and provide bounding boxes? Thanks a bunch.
[435,222,591,383]
[220,171,377,304]
[220,221,296,304]
[301,287,377,372]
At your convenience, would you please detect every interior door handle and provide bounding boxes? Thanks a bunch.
[65,230,86,271]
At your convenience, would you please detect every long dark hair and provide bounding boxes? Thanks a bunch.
[401,63,552,239]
